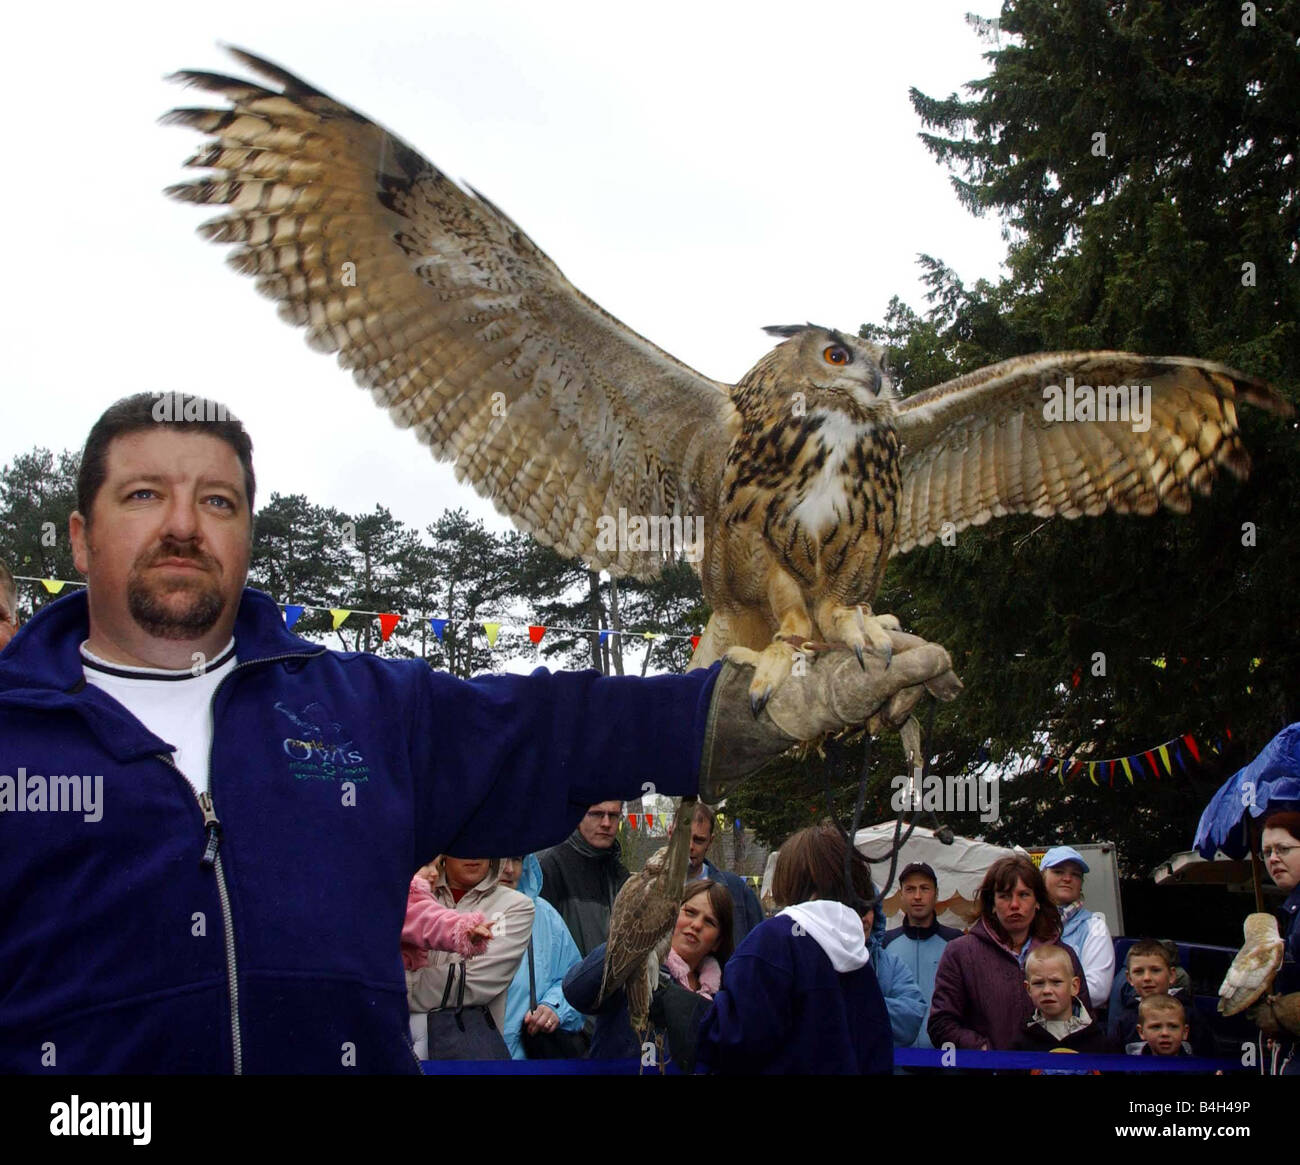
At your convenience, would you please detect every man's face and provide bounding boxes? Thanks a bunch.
[689,820,713,869]
[900,875,937,925]
[1262,826,1300,892]
[1138,1013,1188,1056]
[1042,862,1084,906]
[70,430,251,657]
[577,802,622,848]
[0,586,17,652]
[1127,954,1174,997]
[1025,956,1079,1021]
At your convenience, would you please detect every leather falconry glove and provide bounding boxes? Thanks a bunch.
[697,629,961,804]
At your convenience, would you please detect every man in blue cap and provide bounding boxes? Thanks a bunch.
[1040,846,1115,1008]
[882,860,963,1047]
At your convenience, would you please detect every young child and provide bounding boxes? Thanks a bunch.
[1013,943,1115,1056]
[1108,939,1212,1055]
[1129,993,1192,1057]
[400,863,494,970]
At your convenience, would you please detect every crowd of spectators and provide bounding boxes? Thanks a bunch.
[397,799,1299,1073]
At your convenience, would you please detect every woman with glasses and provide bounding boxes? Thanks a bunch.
[1040,846,1115,1011]
[1261,811,1300,1074]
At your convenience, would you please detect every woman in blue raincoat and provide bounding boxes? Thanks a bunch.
[498,854,586,1059]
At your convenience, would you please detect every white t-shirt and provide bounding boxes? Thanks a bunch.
[81,640,238,797]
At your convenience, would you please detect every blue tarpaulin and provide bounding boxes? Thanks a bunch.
[1194,722,1300,859]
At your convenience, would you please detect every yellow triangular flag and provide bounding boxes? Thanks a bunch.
[41,578,66,594]
[483,622,501,647]
[643,631,657,640]
[330,608,351,630]
[1120,756,1135,784]
[1088,762,1098,786]
[1157,744,1172,776]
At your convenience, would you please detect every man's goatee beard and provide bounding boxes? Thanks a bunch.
[127,580,224,640]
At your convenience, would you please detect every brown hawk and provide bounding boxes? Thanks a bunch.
[164,49,1293,708]
[597,797,694,1048]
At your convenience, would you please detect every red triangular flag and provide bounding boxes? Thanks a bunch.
[528,625,546,645]
[627,813,638,830]
[1183,733,1201,764]
[378,613,401,642]
[690,635,700,651]
[645,814,653,829]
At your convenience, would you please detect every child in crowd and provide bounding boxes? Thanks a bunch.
[401,862,494,970]
[1129,994,1192,1057]
[1108,939,1212,1055]
[1013,943,1115,1055]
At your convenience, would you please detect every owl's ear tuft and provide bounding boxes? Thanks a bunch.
[762,322,821,339]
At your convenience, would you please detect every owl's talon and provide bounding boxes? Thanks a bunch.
[751,686,772,717]
[854,645,865,670]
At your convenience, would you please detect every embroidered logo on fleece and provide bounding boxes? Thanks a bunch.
[275,701,370,782]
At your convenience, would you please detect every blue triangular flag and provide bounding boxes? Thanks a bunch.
[284,604,304,631]
[598,630,609,646]
[429,618,447,641]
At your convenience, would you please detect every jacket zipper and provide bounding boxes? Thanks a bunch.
[157,752,244,1074]
[160,648,324,1075]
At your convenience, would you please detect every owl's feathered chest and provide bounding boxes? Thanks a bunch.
[717,408,901,597]
[724,410,899,525]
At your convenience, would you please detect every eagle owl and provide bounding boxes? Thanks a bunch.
[164,49,1293,706]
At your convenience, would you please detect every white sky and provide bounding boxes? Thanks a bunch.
[1,0,1008,542]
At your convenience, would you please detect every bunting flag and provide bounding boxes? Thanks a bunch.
[1033,729,1225,788]
[644,814,654,829]
[11,576,704,649]
[627,813,638,830]
[378,613,401,642]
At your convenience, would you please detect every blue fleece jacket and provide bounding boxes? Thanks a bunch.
[0,588,715,1074]
[881,916,962,1048]
[503,855,585,1059]
[868,907,926,1046]
[695,911,894,1074]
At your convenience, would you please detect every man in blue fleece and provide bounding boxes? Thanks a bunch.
[0,393,960,1073]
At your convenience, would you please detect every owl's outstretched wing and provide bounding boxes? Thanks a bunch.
[164,48,737,578]
[891,352,1292,553]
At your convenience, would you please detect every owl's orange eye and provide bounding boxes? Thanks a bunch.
[823,346,851,366]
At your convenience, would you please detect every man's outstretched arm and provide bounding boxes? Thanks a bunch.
[414,628,960,859]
